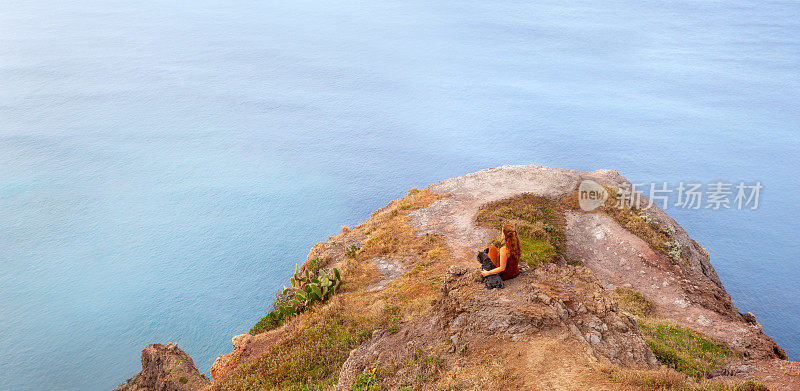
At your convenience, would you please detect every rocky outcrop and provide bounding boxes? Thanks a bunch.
[114,343,210,391]
[566,211,786,361]
[436,263,658,367]
[336,262,659,390]
[405,165,795,388]
[123,165,798,390]
[208,329,285,381]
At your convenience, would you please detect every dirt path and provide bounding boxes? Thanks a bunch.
[409,165,624,265]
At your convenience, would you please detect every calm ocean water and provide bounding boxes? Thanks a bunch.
[1,1,798,389]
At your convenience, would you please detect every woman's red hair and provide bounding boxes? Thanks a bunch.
[503,225,521,264]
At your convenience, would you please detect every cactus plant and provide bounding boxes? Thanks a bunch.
[252,264,344,335]
[278,265,343,323]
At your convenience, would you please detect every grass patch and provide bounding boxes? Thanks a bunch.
[639,318,734,378]
[214,300,390,391]
[614,289,736,379]
[476,194,567,267]
[614,287,655,317]
[519,236,557,268]
[476,186,687,267]
[386,347,445,389]
[605,366,768,391]
[250,311,285,335]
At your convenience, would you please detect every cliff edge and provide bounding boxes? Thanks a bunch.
[118,165,799,390]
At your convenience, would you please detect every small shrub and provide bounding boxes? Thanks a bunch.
[179,376,188,384]
[665,241,683,263]
[353,364,383,391]
[345,244,361,258]
[250,264,343,335]
[666,225,677,238]
[732,380,770,391]
[250,311,285,335]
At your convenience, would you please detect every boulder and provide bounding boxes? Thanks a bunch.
[114,343,210,391]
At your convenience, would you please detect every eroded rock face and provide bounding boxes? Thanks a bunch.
[114,343,210,391]
[209,328,285,382]
[336,264,659,390]
[439,263,659,367]
[565,211,786,361]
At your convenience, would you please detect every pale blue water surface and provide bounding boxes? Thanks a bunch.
[1,1,798,389]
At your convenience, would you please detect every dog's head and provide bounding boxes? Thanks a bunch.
[477,250,489,263]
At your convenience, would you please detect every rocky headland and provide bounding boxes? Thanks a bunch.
[117,165,799,390]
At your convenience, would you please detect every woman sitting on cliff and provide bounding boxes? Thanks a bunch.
[481,225,521,281]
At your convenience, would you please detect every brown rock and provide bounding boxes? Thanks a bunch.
[741,312,758,324]
[114,343,210,391]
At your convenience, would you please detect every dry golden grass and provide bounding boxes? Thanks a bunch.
[614,287,656,317]
[360,188,448,258]
[603,366,769,391]
[355,188,451,317]
[210,189,451,390]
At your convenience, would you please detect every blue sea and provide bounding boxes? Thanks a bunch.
[1,1,798,389]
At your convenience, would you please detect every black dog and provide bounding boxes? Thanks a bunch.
[477,249,503,289]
